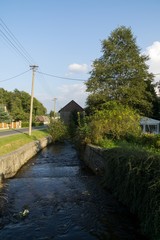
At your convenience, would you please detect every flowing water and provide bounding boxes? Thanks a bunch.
[0,142,148,240]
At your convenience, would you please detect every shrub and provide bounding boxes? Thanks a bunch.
[89,101,141,143]
[21,122,29,127]
[32,122,43,127]
[139,133,160,149]
[48,119,68,142]
[95,138,117,149]
[75,112,92,145]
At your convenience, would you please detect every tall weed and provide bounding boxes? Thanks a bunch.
[102,147,160,240]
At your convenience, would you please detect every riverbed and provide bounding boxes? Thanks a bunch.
[0,142,147,239]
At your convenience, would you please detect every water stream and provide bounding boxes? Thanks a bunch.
[0,142,148,239]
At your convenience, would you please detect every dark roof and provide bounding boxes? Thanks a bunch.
[35,116,50,122]
[59,100,84,112]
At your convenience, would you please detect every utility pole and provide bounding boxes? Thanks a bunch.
[52,97,57,119]
[29,65,38,136]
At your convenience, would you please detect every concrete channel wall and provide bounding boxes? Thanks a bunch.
[0,141,102,181]
[0,136,52,180]
[83,144,106,175]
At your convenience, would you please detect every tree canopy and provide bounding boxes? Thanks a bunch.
[0,106,11,123]
[0,88,47,121]
[86,26,159,117]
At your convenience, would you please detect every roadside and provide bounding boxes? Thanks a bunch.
[0,126,47,138]
[0,129,51,157]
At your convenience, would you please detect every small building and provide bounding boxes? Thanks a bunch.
[140,117,160,134]
[59,100,84,125]
[35,116,50,125]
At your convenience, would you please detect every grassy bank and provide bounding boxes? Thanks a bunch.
[0,129,50,157]
[102,146,160,240]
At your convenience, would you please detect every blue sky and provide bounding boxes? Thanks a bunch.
[0,0,160,112]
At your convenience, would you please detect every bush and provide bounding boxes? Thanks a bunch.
[139,133,160,149]
[32,122,43,127]
[21,122,43,128]
[95,138,117,148]
[48,119,68,142]
[88,101,141,143]
[21,122,29,127]
[75,112,92,145]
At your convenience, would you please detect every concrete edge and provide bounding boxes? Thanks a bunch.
[0,136,53,180]
[83,144,106,175]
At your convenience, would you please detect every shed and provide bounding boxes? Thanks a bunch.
[59,100,84,124]
[140,117,160,134]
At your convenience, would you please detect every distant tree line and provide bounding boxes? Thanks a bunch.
[0,88,47,122]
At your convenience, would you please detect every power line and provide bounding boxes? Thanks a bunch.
[0,29,32,65]
[0,70,30,82]
[1,69,159,84]
[37,71,87,82]
[0,18,35,65]
[37,71,160,82]
[0,18,35,64]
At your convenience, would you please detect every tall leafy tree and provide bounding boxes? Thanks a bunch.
[86,26,158,116]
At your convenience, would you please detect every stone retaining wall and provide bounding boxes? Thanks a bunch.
[0,136,52,179]
[83,144,105,175]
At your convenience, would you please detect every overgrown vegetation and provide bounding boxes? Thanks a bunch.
[76,110,160,239]
[76,102,140,144]
[102,147,160,240]
[47,119,68,143]
[74,26,160,240]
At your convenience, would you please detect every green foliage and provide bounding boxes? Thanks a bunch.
[102,147,160,240]
[48,120,68,142]
[0,106,11,123]
[32,122,43,127]
[75,112,92,145]
[96,138,117,148]
[68,111,85,139]
[21,122,42,127]
[89,101,141,142]
[138,133,160,149]
[68,110,79,138]
[0,88,47,121]
[21,122,29,128]
[86,26,157,117]
[49,110,55,118]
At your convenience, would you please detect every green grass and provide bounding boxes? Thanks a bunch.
[0,129,50,156]
[102,146,160,240]
[96,137,160,156]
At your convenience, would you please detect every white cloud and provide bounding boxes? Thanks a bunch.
[146,41,160,62]
[57,83,89,110]
[68,63,89,74]
[145,41,160,81]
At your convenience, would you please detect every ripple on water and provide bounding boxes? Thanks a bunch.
[0,142,148,240]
